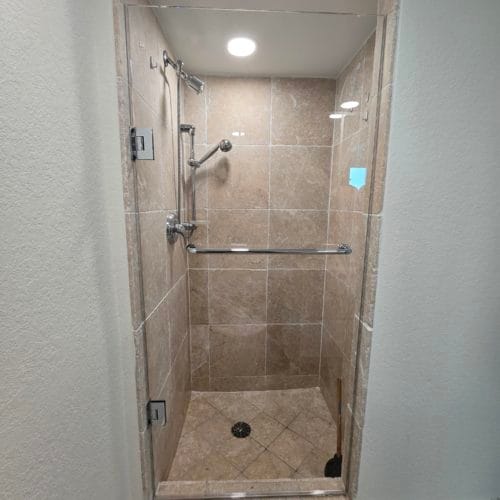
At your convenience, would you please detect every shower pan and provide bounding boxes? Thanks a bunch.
[115,3,393,499]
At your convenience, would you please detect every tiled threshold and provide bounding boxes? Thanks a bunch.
[156,477,345,499]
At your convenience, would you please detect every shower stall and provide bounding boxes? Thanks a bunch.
[113,3,395,499]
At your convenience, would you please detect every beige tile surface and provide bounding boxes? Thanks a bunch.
[268,270,325,323]
[210,325,266,378]
[266,324,321,376]
[269,146,332,209]
[208,270,267,324]
[271,78,335,146]
[207,77,271,145]
[207,146,270,209]
[167,388,336,483]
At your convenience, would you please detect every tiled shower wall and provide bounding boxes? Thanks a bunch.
[320,34,376,428]
[185,77,337,392]
[114,4,191,494]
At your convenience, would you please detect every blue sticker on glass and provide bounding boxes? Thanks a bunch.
[349,167,367,191]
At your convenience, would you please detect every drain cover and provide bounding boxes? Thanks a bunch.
[231,421,251,438]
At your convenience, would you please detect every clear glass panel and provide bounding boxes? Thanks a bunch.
[123,5,384,498]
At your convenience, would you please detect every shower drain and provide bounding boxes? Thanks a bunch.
[231,421,251,438]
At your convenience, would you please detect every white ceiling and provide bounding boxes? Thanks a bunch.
[152,3,378,78]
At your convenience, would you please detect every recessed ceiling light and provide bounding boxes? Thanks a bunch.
[340,100,360,110]
[227,37,256,57]
[329,113,344,119]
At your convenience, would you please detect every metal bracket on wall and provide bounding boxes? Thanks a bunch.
[130,127,154,161]
[147,400,166,426]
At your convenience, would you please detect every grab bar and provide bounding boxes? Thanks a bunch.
[186,243,352,255]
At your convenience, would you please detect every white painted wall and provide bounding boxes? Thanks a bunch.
[0,1,142,499]
[358,1,500,499]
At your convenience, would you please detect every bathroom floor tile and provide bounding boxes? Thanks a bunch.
[267,429,314,470]
[243,450,294,480]
[167,387,336,482]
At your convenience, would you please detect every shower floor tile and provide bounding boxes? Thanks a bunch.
[167,387,336,482]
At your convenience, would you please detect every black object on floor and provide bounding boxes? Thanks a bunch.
[324,453,342,478]
[231,421,251,438]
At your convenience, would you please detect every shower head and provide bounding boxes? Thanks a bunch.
[219,139,232,153]
[186,74,205,94]
[190,139,233,168]
[163,50,205,94]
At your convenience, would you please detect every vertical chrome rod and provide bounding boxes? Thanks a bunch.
[189,129,196,222]
[176,61,182,225]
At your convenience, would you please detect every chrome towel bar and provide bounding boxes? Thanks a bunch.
[186,244,352,255]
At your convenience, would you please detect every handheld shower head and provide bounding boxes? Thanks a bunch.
[219,139,232,152]
[190,139,233,168]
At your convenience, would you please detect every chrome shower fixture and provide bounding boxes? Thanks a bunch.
[188,139,233,169]
[163,50,204,94]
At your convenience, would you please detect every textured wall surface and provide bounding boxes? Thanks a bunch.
[0,1,141,499]
[358,0,500,499]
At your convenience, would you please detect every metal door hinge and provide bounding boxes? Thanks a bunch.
[147,400,166,426]
[131,127,154,161]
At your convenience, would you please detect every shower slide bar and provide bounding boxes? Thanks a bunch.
[186,243,352,255]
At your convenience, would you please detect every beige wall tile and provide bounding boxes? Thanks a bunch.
[210,325,266,378]
[268,209,328,270]
[125,214,143,330]
[271,78,335,146]
[145,297,170,399]
[265,374,319,390]
[139,211,168,316]
[267,324,321,376]
[371,84,393,214]
[207,209,269,270]
[190,325,209,381]
[166,237,187,290]
[152,334,190,482]
[268,270,324,323]
[208,210,268,247]
[188,269,208,325]
[354,322,372,428]
[361,215,382,327]
[207,146,270,209]
[209,376,268,392]
[269,146,332,209]
[382,9,399,89]
[207,77,271,145]
[378,0,399,15]
[330,128,371,213]
[209,270,267,324]
[319,333,343,423]
[167,275,189,362]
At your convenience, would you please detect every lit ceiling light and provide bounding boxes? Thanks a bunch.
[227,37,256,57]
[329,113,344,119]
[340,100,360,110]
